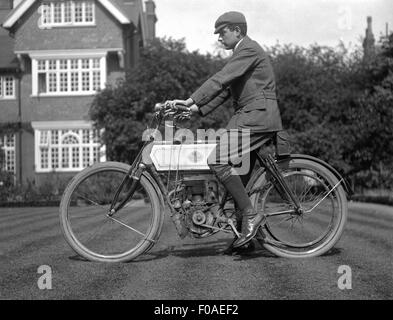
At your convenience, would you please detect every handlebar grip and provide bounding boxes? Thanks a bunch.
[154,102,190,112]
[175,105,190,112]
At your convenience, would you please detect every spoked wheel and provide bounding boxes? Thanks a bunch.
[252,158,348,258]
[59,162,164,263]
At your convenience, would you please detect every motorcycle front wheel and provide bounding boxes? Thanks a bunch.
[59,162,164,263]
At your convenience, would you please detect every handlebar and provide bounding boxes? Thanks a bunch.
[175,105,190,112]
[154,102,190,113]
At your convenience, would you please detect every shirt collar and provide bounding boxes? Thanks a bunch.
[233,38,244,52]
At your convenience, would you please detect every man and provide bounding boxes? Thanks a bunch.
[170,11,283,251]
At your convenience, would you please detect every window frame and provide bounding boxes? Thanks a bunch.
[32,121,106,173]
[40,0,96,28]
[0,76,16,100]
[30,51,107,97]
[0,134,16,174]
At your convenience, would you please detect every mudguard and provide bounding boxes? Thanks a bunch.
[289,154,353,196]
[247,154,353,196]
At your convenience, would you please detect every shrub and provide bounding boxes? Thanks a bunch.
[0,174,71,206]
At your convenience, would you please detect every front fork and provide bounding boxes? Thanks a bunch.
[108,162,147,217]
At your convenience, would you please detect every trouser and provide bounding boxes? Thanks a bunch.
[207,130,275,213]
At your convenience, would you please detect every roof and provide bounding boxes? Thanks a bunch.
[112,0,142,27]
[0,35,19,71]
[111,0,148,43]
[0,9,18,71]
[1,0,146,29]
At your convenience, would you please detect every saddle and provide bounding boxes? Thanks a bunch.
[274,130,291,159]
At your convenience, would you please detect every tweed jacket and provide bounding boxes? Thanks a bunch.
[190,36,283,132]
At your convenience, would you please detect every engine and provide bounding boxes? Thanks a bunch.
[150,142,237,238]
[170,173,223,238]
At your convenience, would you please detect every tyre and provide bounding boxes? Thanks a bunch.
[59,162,164,263]
[251,158,348,258]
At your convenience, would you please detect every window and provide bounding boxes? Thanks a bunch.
[0,135,16,174]
[40,1,95,27]
[33,57,105,96]
[0,76,15,99]
[36,127,105,172]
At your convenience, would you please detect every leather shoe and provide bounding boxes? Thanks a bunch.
[220,238,255,255]
[233,208,266,248]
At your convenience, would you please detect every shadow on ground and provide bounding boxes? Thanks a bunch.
[132,239,278,262]
[68,240,343,263]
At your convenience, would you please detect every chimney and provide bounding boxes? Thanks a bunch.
[363,16,375,61]
[145,0,157,41]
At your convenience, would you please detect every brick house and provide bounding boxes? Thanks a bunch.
[0,0,157,186]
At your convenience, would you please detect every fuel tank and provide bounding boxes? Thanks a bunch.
[149,142,217,171]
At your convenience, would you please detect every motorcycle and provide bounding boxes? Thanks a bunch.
[59,102,350,262]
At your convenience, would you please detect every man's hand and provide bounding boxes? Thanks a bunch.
[176,104,199,121]
[164,99,199,118]
[165,98,195,108]
[176,112,192,121]
[189,104,200,114]
[165,99,186,108]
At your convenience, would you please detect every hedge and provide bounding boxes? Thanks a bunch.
[349,194,393,206]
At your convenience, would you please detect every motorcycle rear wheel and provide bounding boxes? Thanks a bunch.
[251,158,348,258]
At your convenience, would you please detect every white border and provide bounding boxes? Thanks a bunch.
[31,120,94,130]
[2,0,131,28]
[2,0,36,28]
[98,0,130,24]
[16,48,117,59]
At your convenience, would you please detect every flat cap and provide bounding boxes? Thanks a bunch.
[214,11,247,34]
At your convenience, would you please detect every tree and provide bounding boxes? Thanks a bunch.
[90,35,393,191]
[268,36,393,190]
[90,38,229,163]
[269,43,364,173]
[346,33,393,188]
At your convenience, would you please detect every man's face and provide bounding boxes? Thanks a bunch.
[218,26,241,50]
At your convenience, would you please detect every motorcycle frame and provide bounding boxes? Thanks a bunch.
[108,111,295,219]
[109,109,350,221]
